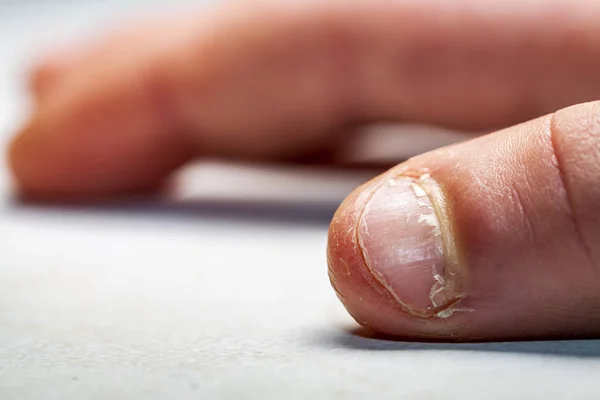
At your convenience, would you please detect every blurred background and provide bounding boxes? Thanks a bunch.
[2,1,600,399]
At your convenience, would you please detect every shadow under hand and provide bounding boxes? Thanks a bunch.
[10,196,339,228]
[319,327,600,359]
[8,162,381,228]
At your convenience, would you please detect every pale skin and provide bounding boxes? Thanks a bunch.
[9,0,600,340]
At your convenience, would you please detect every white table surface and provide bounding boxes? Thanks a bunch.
[1,1,600,399]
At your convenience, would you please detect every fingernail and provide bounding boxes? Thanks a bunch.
[358,175,458,317]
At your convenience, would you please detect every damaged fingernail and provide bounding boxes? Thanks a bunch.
[358,175,462,318]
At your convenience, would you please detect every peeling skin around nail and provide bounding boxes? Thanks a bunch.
[413,174,473,318]
[417,173,473,318]
[356,172,472,319]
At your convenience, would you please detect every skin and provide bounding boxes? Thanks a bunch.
[9,0,600,340]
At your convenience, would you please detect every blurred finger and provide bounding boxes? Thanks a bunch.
[11,0,600,198]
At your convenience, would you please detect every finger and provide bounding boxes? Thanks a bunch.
[328,100,600,341]
[11,0,600,198]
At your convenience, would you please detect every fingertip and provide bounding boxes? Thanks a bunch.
[8,116,89,199]
[10,45,198,200]
[327,174,464,339]
[327,181,380,328]
[9,104,191,201]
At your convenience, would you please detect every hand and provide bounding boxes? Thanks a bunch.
[9,0,600,340]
